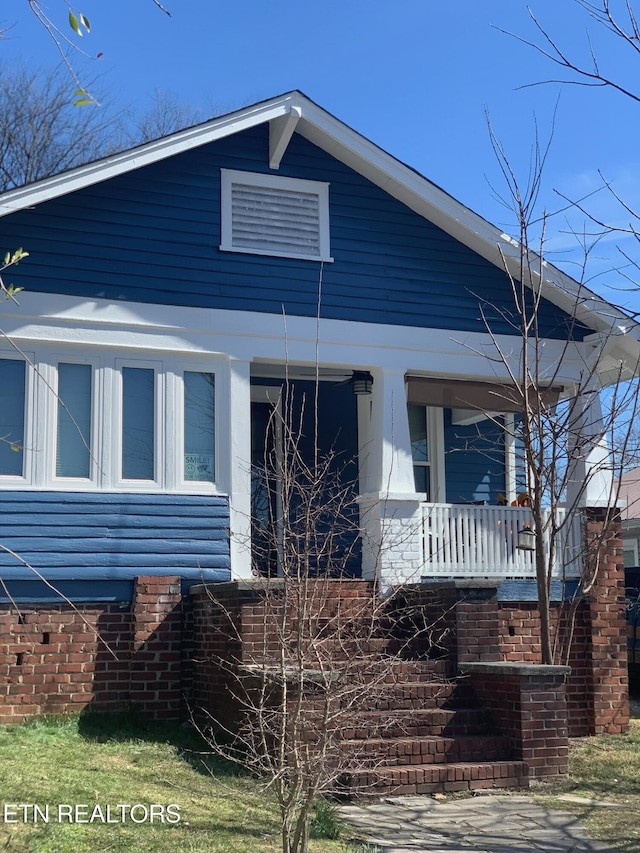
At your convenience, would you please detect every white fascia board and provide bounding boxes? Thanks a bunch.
[1,291,593,388]
[294,101,640,344]
[0,94,302,218]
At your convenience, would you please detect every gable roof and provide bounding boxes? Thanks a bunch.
[0,89,638,370]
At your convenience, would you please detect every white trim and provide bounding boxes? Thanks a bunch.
[228,359,252,578]
[3,292,595,390]
[0,350,34,485]
[51,357,99,487]
[0,342,227,496]
[220,168,332,262]
[269,106,302,169]
[504,413,516,505]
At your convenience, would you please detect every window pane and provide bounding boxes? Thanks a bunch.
[57,363,92,478]
[122,367,155,480]
[184,372,215,482]
[413,464,430,499]
[408,403,428,462]
[0,358,25,476]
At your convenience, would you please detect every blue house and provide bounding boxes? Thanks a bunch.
[0,91,637,602]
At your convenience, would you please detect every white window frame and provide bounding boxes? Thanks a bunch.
[0,350,36,486]
[51,357,100,487]
[172,361,218,491]
[407,403,445,502]
[114,357,164,489]
[0,345,224,496]
[220,168,333,262]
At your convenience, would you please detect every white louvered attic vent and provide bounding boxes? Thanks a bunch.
[220,169,332,262]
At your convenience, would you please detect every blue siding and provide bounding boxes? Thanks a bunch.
[0,492,230,601]
[0,126,587,340]
[444,410,507,504]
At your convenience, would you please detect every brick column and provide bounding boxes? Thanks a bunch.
[583,508,629,734]
[130,575,183,720]
[461,661,570,779]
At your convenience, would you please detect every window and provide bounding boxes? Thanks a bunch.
[0,358,25,477]
[408,403,431,498]
[220,169,332,262]
[183,371,215,482]
[56,363,92,478]
[0,349,220,493]
[122,367,155,481]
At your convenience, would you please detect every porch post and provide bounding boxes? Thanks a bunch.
[565,385,613,509]
[368,367,415,494]
[358,368,425,587]
[228,358,252,579]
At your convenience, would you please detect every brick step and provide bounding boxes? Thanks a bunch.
[246,658,454,685]
[339,760,529,796]
[337,734,512,767]
[314,637,396,657]
[335,707,495,740]
[285,680,473,713]
[364,680,475,710]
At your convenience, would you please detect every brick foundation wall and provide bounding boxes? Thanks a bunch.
[0,576,185,724]
[190,578,378,731]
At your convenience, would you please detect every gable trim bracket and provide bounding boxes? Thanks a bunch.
[269,106,302,170]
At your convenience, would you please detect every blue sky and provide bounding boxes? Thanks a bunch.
[4,0,640,312]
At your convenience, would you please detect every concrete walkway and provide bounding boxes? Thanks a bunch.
[339,793,619,852]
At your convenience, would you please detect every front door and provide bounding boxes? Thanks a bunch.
[250,387,282,576]
[250,378,361,578]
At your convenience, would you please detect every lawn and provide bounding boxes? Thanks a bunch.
[533,714,640,853]
[0,712,345,853]
[0,709,638,852]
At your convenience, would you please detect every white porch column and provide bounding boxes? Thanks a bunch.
[227,358,252,578]
[358,368,425,589]
[565,385,613,509]
[368,367,415,494]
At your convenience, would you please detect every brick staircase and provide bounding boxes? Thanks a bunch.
[334,658,529,796]
[194,579,546,796]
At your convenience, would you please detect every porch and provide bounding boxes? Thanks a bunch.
[244,365,593,586]
[421,502,582,579]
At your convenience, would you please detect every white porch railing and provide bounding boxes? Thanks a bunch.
[421,503,583,579]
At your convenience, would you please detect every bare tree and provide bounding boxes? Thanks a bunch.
[193,382,445,853]
[0,62,121,191]
[501,1,640,311]
[123,89,209,145]
[481,121,639,665]
[506,1,640,104]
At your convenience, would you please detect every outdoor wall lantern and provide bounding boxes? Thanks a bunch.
[517,526,536,551]
[352,371,374,395]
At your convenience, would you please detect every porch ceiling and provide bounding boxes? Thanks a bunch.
[406,376,562,413]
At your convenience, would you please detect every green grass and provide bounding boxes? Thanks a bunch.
[0,712,345,853]
[2,709,638,852]
[533,716,640,853]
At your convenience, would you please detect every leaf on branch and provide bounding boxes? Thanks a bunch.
[73,89,94,107]
[80,15,91,34]
[68,11,81,36]
[4,285,24,298]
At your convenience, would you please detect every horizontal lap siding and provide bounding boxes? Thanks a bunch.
[444,411,507,504]
[0,492,230,589]
[1,127,586,340]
